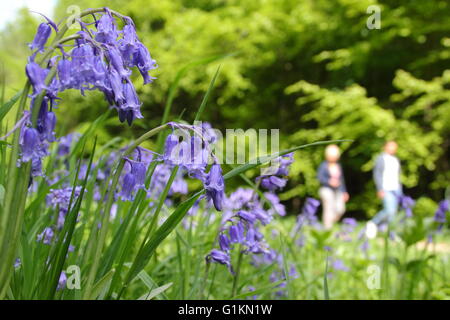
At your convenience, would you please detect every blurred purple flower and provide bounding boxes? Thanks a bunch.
[434,200,449,224]
[37,227,54,245]
[57,272,67,290]
[331,258,349,272]
[399,195,415,218]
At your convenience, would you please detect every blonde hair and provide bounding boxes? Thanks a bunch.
[325,144,340,158]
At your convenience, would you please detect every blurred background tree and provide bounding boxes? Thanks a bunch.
[0,0,448,218]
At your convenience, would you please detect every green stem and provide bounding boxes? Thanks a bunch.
[231,249,244,298]
[199,263,210,300]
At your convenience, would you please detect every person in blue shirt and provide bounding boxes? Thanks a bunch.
[366,141,402,238]
[317,145,349,229]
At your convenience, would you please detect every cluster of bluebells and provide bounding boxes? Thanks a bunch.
[20,8,156,177]
[113,121,225,215]
[206,153,294,275]
[205,189,273,274]
[161,122,225,211]
[256,153,294,191]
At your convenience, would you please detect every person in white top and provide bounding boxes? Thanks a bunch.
[366,141,402,238]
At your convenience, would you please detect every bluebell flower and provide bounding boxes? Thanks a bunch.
[57,271,67,290]
[127,159,147,187]
[120,172,137,201]
[47,186,82,229]
[117,82,143,125]
[108,46,132,79]
[264,192,286,216]
[29,23,52,52]
[14,258,22,269]
[252,207,272,225]
[120,24,138,65]
[37,227,54,245]
[26,61,49,96]
[57,58,73,89]
[94,11,119,45]
[163,133,180,163]
[20,127,39,162]
[133,43,157,84]
[259,175,287,191]
[237,210,257,223]
[219,233,231,252]
[35,99,57,142]
[229,224,245,243]
[206,249,234,274]
[275,152,294,176]
[201,121,218,144]
[204,164,225,211]
[244,226,268,254]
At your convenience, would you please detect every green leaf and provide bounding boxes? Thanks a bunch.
[88,269,115,300]
[138,282,173,300]
[194,65,221,122]
[0,90,23,121]
[0,184,4,204]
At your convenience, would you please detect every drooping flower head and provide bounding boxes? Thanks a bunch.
[20,8,157,177]
[206,249,234,274]
[204,164,225,211]
[29,23,52,52]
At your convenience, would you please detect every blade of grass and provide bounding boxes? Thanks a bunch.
[119,191,202,298]
[138,282,173,300]
[224,140,351,180]
[324,254,330,300]
[0,90,23,122]
[194,66,221,122]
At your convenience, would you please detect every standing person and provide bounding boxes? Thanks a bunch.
[366,141,402,238]
[317,145,349,229]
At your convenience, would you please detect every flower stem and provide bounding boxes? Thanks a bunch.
[231,248,244,298]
